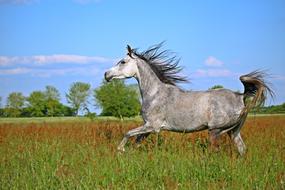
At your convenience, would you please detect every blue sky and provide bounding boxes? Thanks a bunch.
[0,0,285,112]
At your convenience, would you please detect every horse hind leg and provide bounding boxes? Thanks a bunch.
[228,131,246,155]
[209,123,246,155]
[227,114,247,155]
[208,129,222,152]
[226,123,246,155]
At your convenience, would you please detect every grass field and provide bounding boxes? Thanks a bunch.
[0,116,284,189]
[0,116,142,123]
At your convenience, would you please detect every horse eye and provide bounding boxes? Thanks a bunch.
[121,60,126,64]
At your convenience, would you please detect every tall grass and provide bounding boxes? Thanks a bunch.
[0,116,284,189]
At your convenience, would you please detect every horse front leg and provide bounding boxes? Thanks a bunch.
[135,133,151,144]
[118,126,154,152]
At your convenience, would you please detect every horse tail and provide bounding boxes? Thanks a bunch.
[239,70,275,116]
[221,71,274,135]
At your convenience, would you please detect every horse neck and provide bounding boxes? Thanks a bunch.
[136,60,164,101]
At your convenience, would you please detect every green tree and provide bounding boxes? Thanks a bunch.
[44,86,62,116]
[6,92,25,117]
[45,99,63,117]
[0,96,2,117]
[210,85,224,90]
[61,105,76,116]
[26,91,46,117]
[7,92,25,109]
[45,85,60,101]
[251,102,285,114]
[24,88,72,117]
[94,80,141,119]
[66,82,91,115]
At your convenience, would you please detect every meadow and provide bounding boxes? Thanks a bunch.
[0,115,284,189]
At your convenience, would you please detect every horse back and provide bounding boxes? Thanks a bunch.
[163,87,244,132]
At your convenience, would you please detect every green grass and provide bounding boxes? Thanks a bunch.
[0,116,143,124]
[1,142,283,189]
[0,116,284,189]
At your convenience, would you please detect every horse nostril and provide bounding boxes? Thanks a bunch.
[104,71,111,82]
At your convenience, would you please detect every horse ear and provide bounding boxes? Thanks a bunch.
[127,45,133,58]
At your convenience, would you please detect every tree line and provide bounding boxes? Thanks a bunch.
[0,80,141,118]
[250,103,285,114]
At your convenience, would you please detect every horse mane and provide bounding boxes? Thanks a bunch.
[132,42,189,86]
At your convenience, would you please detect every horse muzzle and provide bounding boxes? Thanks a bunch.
[104,71,113,82]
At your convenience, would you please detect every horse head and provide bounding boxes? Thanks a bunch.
[104,45,139,82]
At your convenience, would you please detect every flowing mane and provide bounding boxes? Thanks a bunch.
[132,43,188,86]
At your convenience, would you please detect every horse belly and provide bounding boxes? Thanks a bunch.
[164,99,209,132]
[162,121,208,133]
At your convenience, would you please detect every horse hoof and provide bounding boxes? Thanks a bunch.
[117,146,125,152]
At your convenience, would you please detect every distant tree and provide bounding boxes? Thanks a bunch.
[251,102,285,114]
[44,85,60,101]
[66,82,91,115]
[0,96,3,117]
[5,92,25,117]
[210,85,224,90]
[23,88,72,117]
[7,92,25,109]
[26,91,46,117]
[44,86,62,116]
[61,105,76,116]
[94,80,141,119]
[84,107,97,120]
[45,99,63,117]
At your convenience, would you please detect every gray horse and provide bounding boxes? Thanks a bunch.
[104,43,274,155]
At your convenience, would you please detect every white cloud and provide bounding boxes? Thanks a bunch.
[0,57,11,66]
[0,54,114,78]
[31,54,112,65]
[0,54,114,67]
[0,67,31,75]
[204,56,224,67]
[193,69,232,78]
[0,66,103,77]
